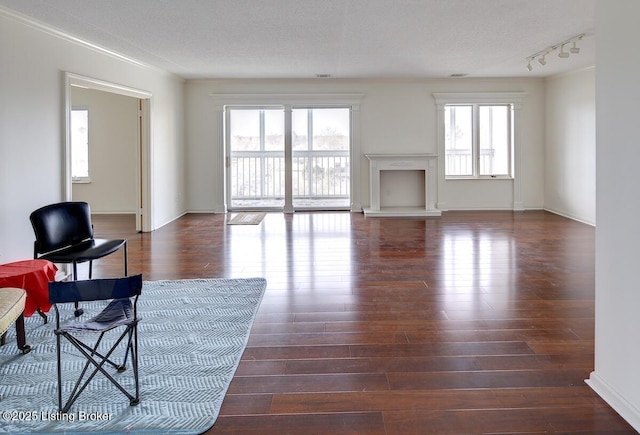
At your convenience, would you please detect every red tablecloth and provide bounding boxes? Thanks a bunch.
[0,259,58,317]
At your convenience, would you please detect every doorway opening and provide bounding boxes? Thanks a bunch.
[64,73,152,232]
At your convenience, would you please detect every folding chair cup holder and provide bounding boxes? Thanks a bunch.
[49,274,143,413]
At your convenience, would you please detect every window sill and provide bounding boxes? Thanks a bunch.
[445,176,513,181]
[72,178,91,184]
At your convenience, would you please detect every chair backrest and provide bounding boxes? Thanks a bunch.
[30,202,94,255]
[49,274,143,304]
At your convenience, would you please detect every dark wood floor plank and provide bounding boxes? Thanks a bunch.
[269,390,501,414]
[217,394,273,415]
[283,354,593,375]
[208,412,386,434]
[349,341,536,358]
[383,406,636,435]
[227,373,390,394]
[86,211,637,434]
[248,330,409,346]
[387,368,591,390]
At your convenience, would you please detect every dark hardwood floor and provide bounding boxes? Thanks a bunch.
[89,210,637,434]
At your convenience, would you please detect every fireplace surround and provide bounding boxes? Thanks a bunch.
[364,154,440,217]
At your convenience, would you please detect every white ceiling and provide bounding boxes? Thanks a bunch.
[0,0,596,80]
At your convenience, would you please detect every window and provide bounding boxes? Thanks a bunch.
[71,108,90,182]
[444,103,513,178]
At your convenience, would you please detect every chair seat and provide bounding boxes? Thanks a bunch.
[63,299,136,332]
[39,238,126,264]
[0,288,26,336]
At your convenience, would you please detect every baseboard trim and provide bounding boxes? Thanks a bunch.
[543,207,595,226]
[439,206,521,211]
[586,371,640,431]
[186,209,221,214]
[152,211,188,231]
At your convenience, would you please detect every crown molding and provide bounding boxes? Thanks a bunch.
[0,5,181,80]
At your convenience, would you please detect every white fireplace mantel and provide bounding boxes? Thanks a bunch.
[364,154,440,217]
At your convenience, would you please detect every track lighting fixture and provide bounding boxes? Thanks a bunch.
[525,34,584,71]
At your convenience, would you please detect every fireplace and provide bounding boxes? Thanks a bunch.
[364,154,440,217]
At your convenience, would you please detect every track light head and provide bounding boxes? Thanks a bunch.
[570,41,580,54]
[526,60,533,71]
[558,44,570,58]
[538,55,546,66]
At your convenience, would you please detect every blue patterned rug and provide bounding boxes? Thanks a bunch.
[0,278,267,434]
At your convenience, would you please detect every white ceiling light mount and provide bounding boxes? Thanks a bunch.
[525,34,584,71]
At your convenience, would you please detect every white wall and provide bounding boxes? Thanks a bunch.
[185,78,545,213]
[544,68,596,225]
[71,87,138,213]
[0,9,185,263]
[586,1,640,431]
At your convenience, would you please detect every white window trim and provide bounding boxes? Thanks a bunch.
[433,92,527,211]
[444,103,514,180]
[211,93,363,213]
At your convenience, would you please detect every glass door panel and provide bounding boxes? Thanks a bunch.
[228,108,285,209]
[292,108,350,209]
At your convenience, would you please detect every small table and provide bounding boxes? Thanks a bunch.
[0,259,58,319]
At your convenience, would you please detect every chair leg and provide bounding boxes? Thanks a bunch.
[72,262,84,317]
[56,331,63,411]
[36,308,49,325]
[124,241,128,277]
[132,323,140,405]
[15,314,31,354]
[58,327,140,412]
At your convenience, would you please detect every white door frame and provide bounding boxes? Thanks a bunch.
[211,93,364,214]
[63,72,153,231]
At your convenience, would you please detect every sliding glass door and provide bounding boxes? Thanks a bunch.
[227,106,350,211]
[292,108,350,209]
[227,108,285,209]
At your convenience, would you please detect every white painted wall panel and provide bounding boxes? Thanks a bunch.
[588,1,640,430]
[545,68,596,224]
[0,11,185,262]
[185,78,546,213]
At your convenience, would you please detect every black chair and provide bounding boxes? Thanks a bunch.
[30,201,128,316]
[49,274,143,413]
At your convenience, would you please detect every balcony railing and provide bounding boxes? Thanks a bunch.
[445,149,496,176]
[230,150,349,201]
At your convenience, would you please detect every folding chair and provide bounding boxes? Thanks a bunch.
[49,274,143,413]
